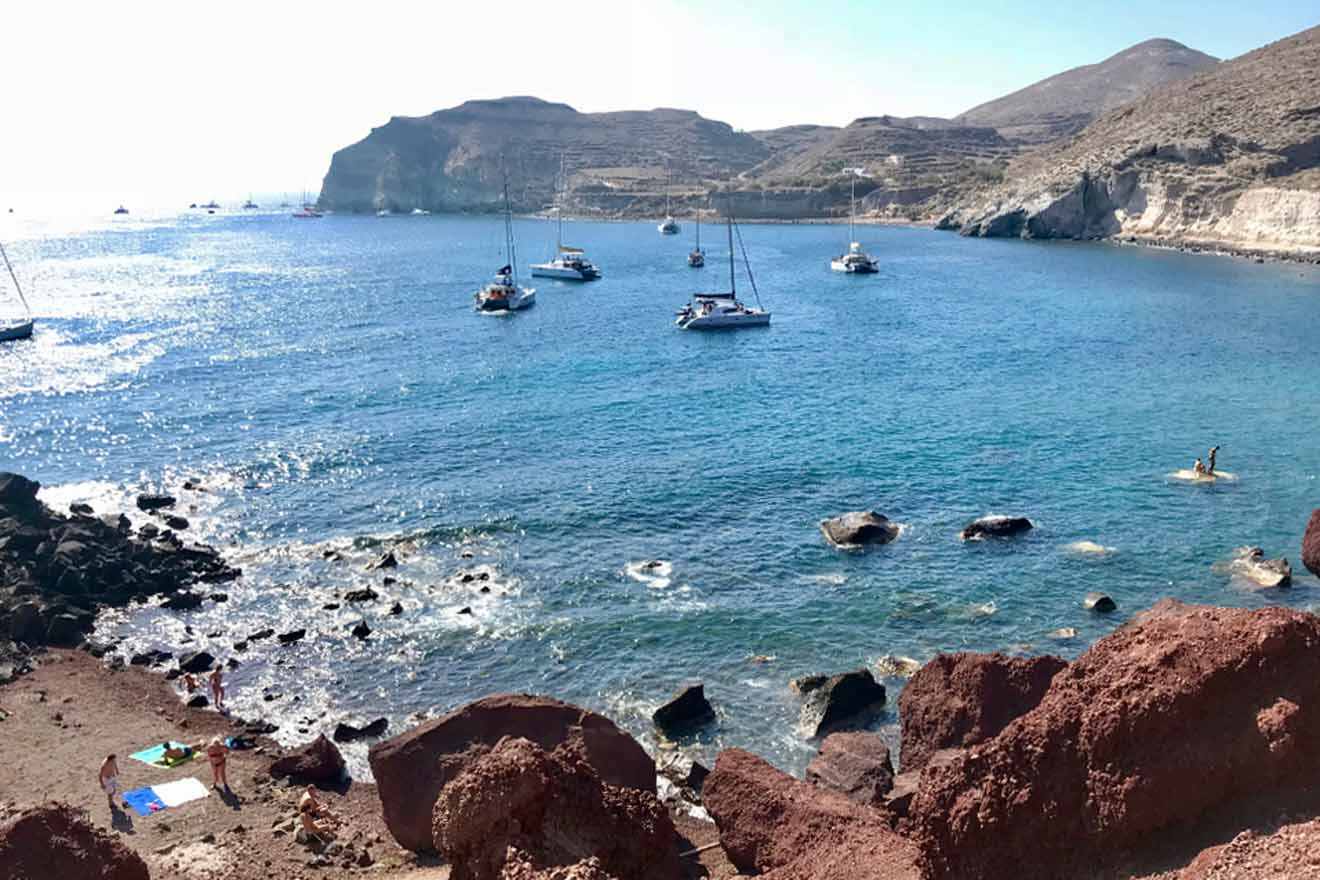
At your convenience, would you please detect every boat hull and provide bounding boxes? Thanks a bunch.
[529,264,600,281]
[474,289,536,313]
[676,312,770,330]
[0,320,34,342]
[830,259,879,273]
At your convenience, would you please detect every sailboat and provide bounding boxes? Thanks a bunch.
[531,156,601,281]
[830,168,878,274]
[242,195,259,210]
[113,205,129,215]
[658,166,680,235]
[688,209,705,267]
[675,215,769,330]
[0,241,35,342]
[474,171,536,313]
[293,190,322,219]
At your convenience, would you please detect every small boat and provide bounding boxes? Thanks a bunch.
[531,156,601,281]
[0,240,35,343]
[376,208,391,217]
[242,196,259,210]
[688,209,705,267]
[658,166,680,235]
[410,208,430,216]
[293,190,322,219]
[201,200,221,210]
[830,168,878,274]
[113,205,129,215]
[474,172,535,313]
[675,216,770,330]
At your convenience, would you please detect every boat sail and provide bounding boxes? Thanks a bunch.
[830,167,878,274]
[0,240,35,342]
[658,166,680,235]
[474,169,536,313]
[530,155,601,281]
[675,214,769,330]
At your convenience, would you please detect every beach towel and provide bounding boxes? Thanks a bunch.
[123,787,166,817]
[129,742,195,767]
[152,777,209,808]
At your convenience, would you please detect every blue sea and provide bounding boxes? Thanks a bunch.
[2,210,1318,777]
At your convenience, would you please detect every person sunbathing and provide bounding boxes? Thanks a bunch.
[159,742,194,763]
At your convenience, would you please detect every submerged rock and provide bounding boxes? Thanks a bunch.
[805,732,895,807]
[652,682,715,736]
[960,515,1033,540]
[820,511,900,548]
[795,669,887,738]
[369,693,654,853]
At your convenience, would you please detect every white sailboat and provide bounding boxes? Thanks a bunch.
[830,167,878,274]
[658,166,680,235]
[688,208,705,267]
[531,156,601,281]
[675,215,769,330]
[474,172,536,313]
[293,189,322,218]
[0,240,35,342]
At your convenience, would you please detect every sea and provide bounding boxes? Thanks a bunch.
[2,209,1318,778]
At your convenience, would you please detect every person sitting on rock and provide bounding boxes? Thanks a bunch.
[299,792,336,842]
[299,786,338,826]
[1193,458,1206,476]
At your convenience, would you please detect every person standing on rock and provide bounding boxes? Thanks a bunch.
[1207,446,1220,475]
[209,666,226,713]
[99,754,120,810]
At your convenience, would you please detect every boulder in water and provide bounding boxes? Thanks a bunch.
[1083,591,1117,612]
[178,650,215,674]
[135,493,175,512]
[795,669,887,738]
[960,515,1033,540]
[652,682,715,736]
[1231,547,1292,588]
[368,551,398,570]
[277,628,306,645]
[334,717,389,742]
[820,511,900,548]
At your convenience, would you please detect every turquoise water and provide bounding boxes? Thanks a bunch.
[2,211,1318,775]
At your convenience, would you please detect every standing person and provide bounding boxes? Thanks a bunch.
[1207,446,1220,476]
[99,754,119,810]
[205,737,230,791]
[209,666,226,713]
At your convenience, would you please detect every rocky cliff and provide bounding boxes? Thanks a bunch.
[940,26,1320,258]
[958,38,1219,143]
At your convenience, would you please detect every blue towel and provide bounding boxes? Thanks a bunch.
[123,787,166,817]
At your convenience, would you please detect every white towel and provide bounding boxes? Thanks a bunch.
[152,777,209,807]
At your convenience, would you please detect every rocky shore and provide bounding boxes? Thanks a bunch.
[4,469,1320,879]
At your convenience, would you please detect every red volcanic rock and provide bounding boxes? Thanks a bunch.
[433,736,680,880]
[1303,509,1320,578]
[0,802,150,880]
[898,651,1066,772]
[1177,818,1320,879]
[704,748,920,880]
[268,734,345,782]
[805,732,895,807]
[912,600,1320,880]
[369,693,655,852]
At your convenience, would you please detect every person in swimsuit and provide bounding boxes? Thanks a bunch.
[160,741,193,763]
[1207,446,1220,475]
[99,754,119,810]
[209,666,226,712]
[1193,458,1206,476]
[205,737,229,790]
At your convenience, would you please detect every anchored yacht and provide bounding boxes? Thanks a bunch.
[675,216,770,330]
[830,168,878,273]
[688,209,705,267]
[531,157,601,280]
[658,167,680,235]
[474,173,536,313]
[0,240,34,342]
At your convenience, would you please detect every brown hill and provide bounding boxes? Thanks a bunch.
[940,25,1320,258]
[958,38,1220,143]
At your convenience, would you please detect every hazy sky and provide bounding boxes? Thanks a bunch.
[3,1,1314,207]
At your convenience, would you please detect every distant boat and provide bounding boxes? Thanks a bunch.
[675,215,770,330]
[242,195,259,210]
[376,208,391,217]
[293,190,322,219]
[830,168,878,274]
[410,208,430,216]
[688,209,705,267]
[531,155,601,281]
[113,205,129,215]
[0,240,35,343]
[475,171,535,313]
[201,200,220,210]
[658,166,680,235]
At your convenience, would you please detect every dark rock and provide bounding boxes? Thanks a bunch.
[0,802,151,880]
[161,591,203,611]
[269,734,345,782]
[797,669,887,738]
[226,658,240,670]
[369,693,656,853]
[322,603,339,611]
[350,621,371,640]
[434,736,682,880]
[277,629,306,645]
[137,522,160,540]
[135,493,176,512]
[344,588,377,603]
[9,601,47,645]
[1083,591,1117,612]
[382,576,396,586]
[368,551,398,570]
[333,717,388,742]
[232,641,248,652]
[69,502,94,516]
[960,515,1034,540]
[163,515,190,531]
[45,613,85,647]
[652,682,716,735]
[457,606,472,616]
[187,694,209,708]
[208,592,228,603]
[130,649,172,667]
[820,511,901,548]
[805,732,895,807]
[0,472,40,507]
[248,628,275,642]
[389,602,403,616]
[898,652,1067,773]
[1304,509,1320,578]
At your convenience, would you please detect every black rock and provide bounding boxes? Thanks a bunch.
[9,602,46,644]
[796,669,887,738]
[653,682,716,735]
[389,602,403,616]
[164,668,183,680]
[131,649,173,667]
[69,502,94,516]
[136,494,176,512]
[161,591,203,611]
[208,593,228,603]
[0,472,41,507]
[226,657,241,669]
[350,621,371,640]
[164,515,190,531]
[1083,592,1117,613]
[961,515,1034,541]
[457,606,473,616]
[45,613,85,647]
[245,720,278,735]
[367,551,398,570]
[247,628,275,642]
[820,511,901,548]
[479,585,491,594]
[382,576,396,586]
[344,588,377,603]
[233,641,248,652]
[332,717,388,742]
[179,650,216,674]
[138,522,160,540]
[278,629,306,646]
[187,694,209,708]
[322,603,340,611]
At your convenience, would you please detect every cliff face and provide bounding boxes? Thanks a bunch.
[958,38,1219,143]
[941,26,1320,257]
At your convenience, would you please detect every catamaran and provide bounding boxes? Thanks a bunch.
[658,167,680,235]
[688,209,705,267]
[531,156,601,281]
[675,215,769,330]
[0,240,34,342]
[474,173,535,313]
[830,167,878,274]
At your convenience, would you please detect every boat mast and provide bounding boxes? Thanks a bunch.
[727,216,735,295]
[556,153,565,252]
[0,241,31,318]
[696,208,701,250]
[849,174,856,244]
[503,168,518,287]
[665,166,672,217]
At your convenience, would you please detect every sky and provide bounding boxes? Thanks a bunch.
[1,0,1314,209]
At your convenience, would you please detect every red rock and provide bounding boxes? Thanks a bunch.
[369,693,655,852]
[433,736,679,880]
[897,651,1066,772]
[268,734,345,782]
[805,732,895,807]
[1177,818,1320,879]
[911,600,1320,880]
[1303,509,1320,579]
[0,802,150,880]
[703,748,920,880]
